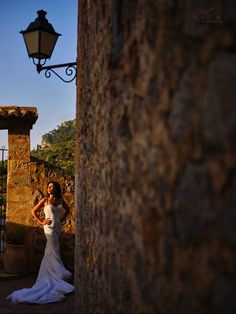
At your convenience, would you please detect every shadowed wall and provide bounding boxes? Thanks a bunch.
[75,1,236,313]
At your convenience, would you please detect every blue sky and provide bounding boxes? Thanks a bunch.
[0,0,78,150]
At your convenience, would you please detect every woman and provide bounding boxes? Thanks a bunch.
[7,181,74,304]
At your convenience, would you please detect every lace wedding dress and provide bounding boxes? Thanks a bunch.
[7,204,74,304]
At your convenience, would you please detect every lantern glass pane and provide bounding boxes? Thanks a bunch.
[23,31,39,55]
[40,30,58,58]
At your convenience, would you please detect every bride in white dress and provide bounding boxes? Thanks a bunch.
[7,181,74,304]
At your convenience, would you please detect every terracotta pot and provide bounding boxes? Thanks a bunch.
[3,244,27,274]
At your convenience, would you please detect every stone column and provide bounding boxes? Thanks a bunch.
[75,1,236,313]
[7,124,32,224]
[0,106,38,225]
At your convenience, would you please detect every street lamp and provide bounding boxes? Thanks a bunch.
[20,10,77,83]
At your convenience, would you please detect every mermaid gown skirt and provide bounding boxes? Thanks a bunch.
[7,204,74,304]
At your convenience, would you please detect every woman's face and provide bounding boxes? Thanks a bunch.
[47,183,55,195]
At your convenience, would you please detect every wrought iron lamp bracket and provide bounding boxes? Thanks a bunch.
[34,60,77,83]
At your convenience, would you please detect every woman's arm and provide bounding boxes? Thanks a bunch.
[31,198,51,225]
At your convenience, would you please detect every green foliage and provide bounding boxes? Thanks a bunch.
[0,160,7,175]
[31,120,75,174]
[42,120,75,145]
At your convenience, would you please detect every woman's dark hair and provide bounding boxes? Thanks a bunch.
[47,181,62,198]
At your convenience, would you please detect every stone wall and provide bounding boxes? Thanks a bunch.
[75,1,236,313]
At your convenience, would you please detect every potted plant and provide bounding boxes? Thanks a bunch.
[1,224,28,274]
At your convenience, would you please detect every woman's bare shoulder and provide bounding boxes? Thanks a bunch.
[40,197,48,205]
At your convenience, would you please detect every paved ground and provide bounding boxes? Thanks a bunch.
[0,268,75,314]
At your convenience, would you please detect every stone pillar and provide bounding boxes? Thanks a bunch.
[0,106,38,225]
[7,124,32,224]
[75,1,236,313]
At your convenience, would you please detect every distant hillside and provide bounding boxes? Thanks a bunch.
[31,120,75,174]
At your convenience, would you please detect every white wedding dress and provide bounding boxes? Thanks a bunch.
[7,204,74,304]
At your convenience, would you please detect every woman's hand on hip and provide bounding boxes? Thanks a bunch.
[42,218,52,225]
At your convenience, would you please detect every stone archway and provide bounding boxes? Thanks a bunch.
[0,106,38,225]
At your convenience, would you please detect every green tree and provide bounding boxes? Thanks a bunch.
[31,120,75,174]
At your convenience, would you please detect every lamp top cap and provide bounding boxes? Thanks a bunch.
[21,9,61,36]
[37,9,47,17]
